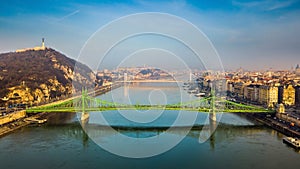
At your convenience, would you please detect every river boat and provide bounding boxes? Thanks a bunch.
[188,89,198,94]
[195,93,206,97]
[25,117,47,124]
[283,137,300,149]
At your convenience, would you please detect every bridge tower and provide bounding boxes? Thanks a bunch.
[124,73,128,83]
[81,88,89,121]
[209,89,217,121]
[209,117,217,150]
[189,71,192,82]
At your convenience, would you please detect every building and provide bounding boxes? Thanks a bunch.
[16,38,46,53]
[253,85,260,102]
[278,86,284,104]
[233,82,245,98]
[295,86,300,109]
[276,103,285,114]
[259,85,267,106]
[244,85,254,100]
[296,64,300,76]
[244,84,260,102]
[227,82,234,93]
[282,84,295,106]
[259,85,278,108]
[211,79,227,96]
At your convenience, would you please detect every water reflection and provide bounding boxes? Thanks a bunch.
[44,104,258,155]
[46,112,76,124]
[51,119,264,151]
[209,119,216,150]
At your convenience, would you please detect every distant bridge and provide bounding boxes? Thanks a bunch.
[116,79,183,83]
[26,89,275,115]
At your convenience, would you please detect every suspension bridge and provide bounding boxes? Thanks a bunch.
[26,89,275,114]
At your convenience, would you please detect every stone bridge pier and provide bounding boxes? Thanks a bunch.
[81,112,90,121]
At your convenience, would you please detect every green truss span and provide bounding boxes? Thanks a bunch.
[26,89,275,114]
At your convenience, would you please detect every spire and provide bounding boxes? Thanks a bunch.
[296,64,300,69]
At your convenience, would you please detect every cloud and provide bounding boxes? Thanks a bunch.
[232,0,296,11]
[57,9,80,22]
[267,0,295,10]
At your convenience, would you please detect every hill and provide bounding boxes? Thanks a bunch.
[136,68,172,80]
[0,48,95,106]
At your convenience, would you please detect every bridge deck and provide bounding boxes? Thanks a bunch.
[26,88,275,114]
[26,105,274,113]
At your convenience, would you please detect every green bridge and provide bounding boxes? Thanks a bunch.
[26,89,275,114]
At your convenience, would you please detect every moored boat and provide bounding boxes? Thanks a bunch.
[283,137,300,149]
[25,117,47,124]
[194,93,206,97]
[188,90,197,94]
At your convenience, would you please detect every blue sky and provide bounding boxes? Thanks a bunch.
[0,0,300,70]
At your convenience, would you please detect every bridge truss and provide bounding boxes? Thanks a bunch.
[26,89,274,114]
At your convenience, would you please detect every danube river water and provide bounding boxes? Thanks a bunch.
[0,83,299,169]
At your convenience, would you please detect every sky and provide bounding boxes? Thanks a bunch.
[0,0,300,71]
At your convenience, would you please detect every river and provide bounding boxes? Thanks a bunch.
[0,83,299,169]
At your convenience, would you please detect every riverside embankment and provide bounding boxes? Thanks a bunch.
[0,83,123,137]
[0,112,49,137]
[240,113,300,138]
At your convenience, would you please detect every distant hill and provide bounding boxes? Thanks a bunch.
[0,48,95,106]
[136,68,172,80]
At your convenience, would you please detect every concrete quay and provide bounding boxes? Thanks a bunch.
[0,112,48,137]
[241,113,300,138]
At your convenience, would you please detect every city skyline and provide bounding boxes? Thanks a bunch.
[1,0,300,70]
